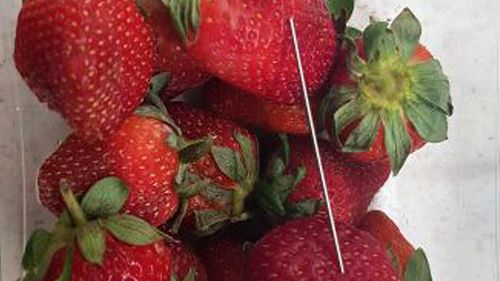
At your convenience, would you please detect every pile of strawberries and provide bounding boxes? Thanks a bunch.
[14,0,452,280]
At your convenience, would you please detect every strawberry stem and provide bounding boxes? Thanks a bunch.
[60,180,88,227]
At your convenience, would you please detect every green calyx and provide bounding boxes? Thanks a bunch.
[162,0,200,42]
[325,8,453,174]
[21,177,166,281]
[255,134,321,221]
[172,131,258,236]
[404,248,433,281]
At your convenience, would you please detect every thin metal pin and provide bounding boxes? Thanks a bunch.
[289,17,346,274]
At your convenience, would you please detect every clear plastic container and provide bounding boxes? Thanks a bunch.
[0,0,498,280]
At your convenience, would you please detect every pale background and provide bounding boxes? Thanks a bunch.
[0,0,499,280]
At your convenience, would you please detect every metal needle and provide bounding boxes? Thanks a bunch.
[289,17,346,274]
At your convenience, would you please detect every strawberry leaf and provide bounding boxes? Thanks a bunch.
[405,248,432,281]
[81,177,129,219]
[211,146,240,181]
[325,0,354,25]
[342,111,380,152]
[55,243,74,281]
[345,27,363,40]
[381,109,412,175]
[22,229,52,271]
[104,214,163,246]
[163,0,200,41]
[234,132,257,181]
[194,210,230,236]
[404,98,448,143]
[333,98,365,143]
[76,222,106,265]
[391,8,422,61]
[409,60,452,115]
[285,199,322,218]
[199,184,233,208]
[179,138,213,164]
[363,21,398,61]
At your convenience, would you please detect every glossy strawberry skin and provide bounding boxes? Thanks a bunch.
[199,236,247,281]
[249,216,400,281]
[329,42,431,163]
[187,0,336,104]
[38,134,108,215]
[42,234,171,281]
[138,0,210,98]
[171,241,208,281]
[105,115,180,226]
[14,0,155,142]
[203,80,316,135]
[286,137,391,224]
[359,211,415,276]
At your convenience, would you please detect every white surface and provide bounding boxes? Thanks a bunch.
[0,0,498,280]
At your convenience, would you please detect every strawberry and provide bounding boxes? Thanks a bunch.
[249,216,399,281]
[38,134,108,215]
[170,241,207,281]
[137,0,210,98]
[38,112,180,226]
[198,235,248,281]
[105,114,180,226]
[167,102,258,236]
[359,211,434,281]
[165,0,337,104]
[321,9,452,174]
[14,0,155,142]
[359,211,432,280]
[256,136,390,224]
[23,179,171,281]
[203,79,317,135]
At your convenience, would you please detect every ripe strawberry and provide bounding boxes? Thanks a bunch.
[137,0,210,98]
[257,136,390,224]
[170,241,207,281]
[165,0,337,104]
[359,211,414,275]
[105,114,180,226]
[167,102,258,235]
[359,211,434,280]
[203,79,317,135]
[198,235,248,281]
[14,0,155,142]
[321,9,452,174]
[249,216,399,281]
[38,134,108,215]
[38,113,180,226]
[24,179,171,281]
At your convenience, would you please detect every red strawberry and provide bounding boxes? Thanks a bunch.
[359,211,414,276]
[25,180,171,281]
[257,136,390,224]
[249,216,400,281]
[199,235,248,281]
[166,0,337,104]
[170,241,207,281]
[43,234,171,281]
[203,79,317,135]
[167,102,258,235]
[359,211,434,280]
[322,9,452,174]
[137,0,210,98]
[38,134,108,215]
[38,114,180,226]
[105,114,180,226]
[14,0,155,142]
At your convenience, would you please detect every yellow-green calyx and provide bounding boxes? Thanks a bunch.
[359,57,413,111]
